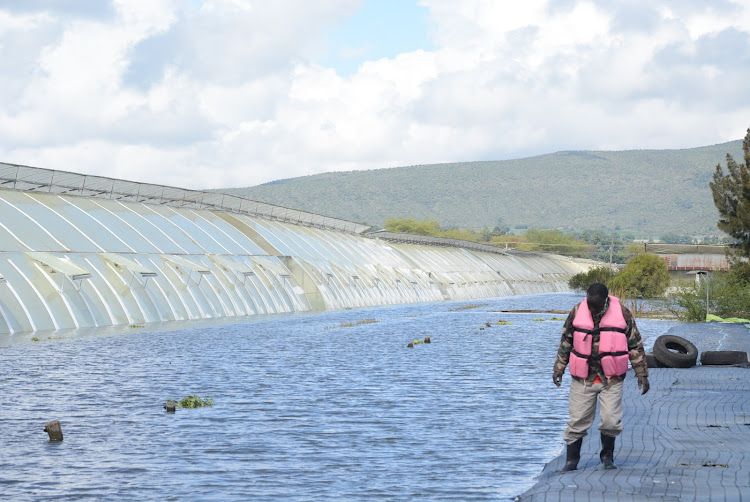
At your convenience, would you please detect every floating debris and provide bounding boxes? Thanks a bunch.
[450,303,488,311]
[339,318,378,328]
[44,420,63,441]
[408,337,431,346]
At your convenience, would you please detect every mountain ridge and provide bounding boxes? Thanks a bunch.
[217,139,744,237]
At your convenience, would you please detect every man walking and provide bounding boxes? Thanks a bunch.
[553,283,650,471]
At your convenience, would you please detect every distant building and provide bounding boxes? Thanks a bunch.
[645,244,730,280]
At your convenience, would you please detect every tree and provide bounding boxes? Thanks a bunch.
[568,266,618,291]
[609,254,671,298]
[710,128,750,259]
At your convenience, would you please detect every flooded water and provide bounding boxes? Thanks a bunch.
[0,293,680,500]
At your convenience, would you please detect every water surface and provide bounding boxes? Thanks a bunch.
[0,293,680,500]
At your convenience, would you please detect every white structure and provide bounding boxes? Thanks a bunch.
[0,162,594,335]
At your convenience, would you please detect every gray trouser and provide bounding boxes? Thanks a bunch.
[563,378,624,444]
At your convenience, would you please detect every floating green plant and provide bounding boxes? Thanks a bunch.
[31,336,39,342]
[550,317,566,321]
[129,324,144,328]
[496,321,513,325]
[412,339,425,344]
[533,318,546,321]
[177,395,214,408]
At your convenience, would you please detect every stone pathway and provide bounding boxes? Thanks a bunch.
[517,322,750,501]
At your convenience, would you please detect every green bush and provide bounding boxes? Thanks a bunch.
[669,285,707,322]
[670,267,750,322]
[610,254,670,298]
[568,266,617,291]
[710,273,750,318]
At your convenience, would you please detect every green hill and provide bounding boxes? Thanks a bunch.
[217,140,744,237]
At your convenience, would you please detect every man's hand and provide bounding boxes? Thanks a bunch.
[638,376,650,395]
[553,371,563,388]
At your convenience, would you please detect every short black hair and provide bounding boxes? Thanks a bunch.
[587,282,609,299]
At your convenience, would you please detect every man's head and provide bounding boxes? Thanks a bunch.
[586,283,609,315]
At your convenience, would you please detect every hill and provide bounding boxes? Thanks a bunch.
[216,140,744,237]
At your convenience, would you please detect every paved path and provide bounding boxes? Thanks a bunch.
[517,322,750,501]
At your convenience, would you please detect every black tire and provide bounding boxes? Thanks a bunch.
[646,352,667,368]
[653,335,698,368]
[700,350,749,366]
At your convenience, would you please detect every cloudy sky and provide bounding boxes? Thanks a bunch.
[0,0,748,189]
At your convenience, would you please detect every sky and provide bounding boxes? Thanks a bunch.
[0,0,749,189]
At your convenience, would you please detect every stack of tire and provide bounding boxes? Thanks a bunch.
[646,335,749,368]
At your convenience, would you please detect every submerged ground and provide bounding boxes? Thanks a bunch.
[0,293,680,500]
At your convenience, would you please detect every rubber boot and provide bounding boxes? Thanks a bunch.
[600,433,617,469]
[561,438,582,472]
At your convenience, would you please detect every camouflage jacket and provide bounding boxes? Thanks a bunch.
[553,298,648,385]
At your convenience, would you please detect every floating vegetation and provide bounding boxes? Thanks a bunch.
[408,336,431,346]
[129,324,144,328]
[339,318,378,328]
[550,317,567,321]
[496,321,513,325]
[450,303,488,311]
[177,395,214,408]
[533,318,546,321]
[31,337,39,342]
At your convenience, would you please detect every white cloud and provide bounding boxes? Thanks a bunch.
[0,0,749,189]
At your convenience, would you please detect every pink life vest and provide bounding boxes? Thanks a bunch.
[568,296,630,379]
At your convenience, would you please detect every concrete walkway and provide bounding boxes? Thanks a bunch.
[518,322,750,501]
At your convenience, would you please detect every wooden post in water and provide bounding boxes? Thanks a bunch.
[164,400,176,413]
[44,420,63,441]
